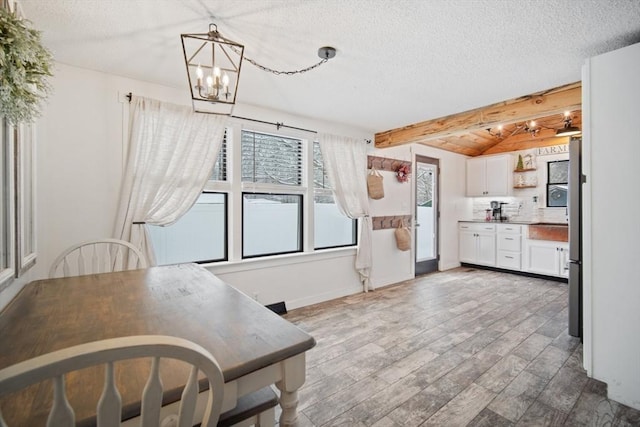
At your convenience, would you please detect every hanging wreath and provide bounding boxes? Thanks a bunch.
[0,6,53,124]
[395,164,411,183]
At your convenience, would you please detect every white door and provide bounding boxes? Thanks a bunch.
[415,156,439,275]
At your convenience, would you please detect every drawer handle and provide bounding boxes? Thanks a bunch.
[505,256,514,259]
[505,237,514,240]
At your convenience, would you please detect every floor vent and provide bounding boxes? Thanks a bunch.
[266,301,287,315]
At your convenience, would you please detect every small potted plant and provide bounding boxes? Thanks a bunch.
[0,6,53,124]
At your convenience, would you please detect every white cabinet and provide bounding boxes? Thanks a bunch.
[524,240,569,277]
[459,223,496,266]
[497,224,522,270]
[466,154,512,196]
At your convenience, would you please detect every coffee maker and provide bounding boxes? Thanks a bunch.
[490,201,508,221]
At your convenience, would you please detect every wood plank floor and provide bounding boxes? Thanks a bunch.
[282,267,640,426]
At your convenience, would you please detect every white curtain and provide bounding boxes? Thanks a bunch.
[113,96,228,264]
[319,133,373,291]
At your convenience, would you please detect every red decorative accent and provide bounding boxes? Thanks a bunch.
[395,164,411,183]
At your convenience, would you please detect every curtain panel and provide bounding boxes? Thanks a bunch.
[319,133,373,291]
[113,96,228,264]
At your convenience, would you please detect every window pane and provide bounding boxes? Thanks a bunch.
[241,131,302,185]
[313,142,356,249]
[547,160,569,207]
[548,160,569,184]
[148,193,227,264]
[210,129,227,181]
[548,184,568,207]
[243,193,302,257]
[314,192,356,249]
[0,120,8,271]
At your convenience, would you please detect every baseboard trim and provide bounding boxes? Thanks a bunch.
[460,263,568,283]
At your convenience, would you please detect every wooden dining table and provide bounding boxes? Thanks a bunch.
[0,263,316,426]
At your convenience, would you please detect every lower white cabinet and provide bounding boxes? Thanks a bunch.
[524,240,569,277]
[459,223,496,266]
[496,224,522,270]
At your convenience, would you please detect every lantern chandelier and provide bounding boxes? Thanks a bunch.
[181,23,336,115]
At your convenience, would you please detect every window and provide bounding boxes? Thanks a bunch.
[547,160,569,207]
[150,132,228,266]
[313,142,357,249]
[148,192,227,264]
[242,193,302,258]
[241,130,302,185]
[0,119,15,288]
[149,124,357,264]
[241,130,303,257]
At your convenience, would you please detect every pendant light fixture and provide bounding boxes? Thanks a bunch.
[181,23,336,115]
[556,111,581,137]
[181,24,244,115]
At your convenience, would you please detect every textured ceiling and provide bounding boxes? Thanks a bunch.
[19,0,640,134]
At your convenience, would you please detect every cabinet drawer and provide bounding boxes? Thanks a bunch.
[497,234,521,252]
[459,223,496,232]
[497,224,522,234]
[497,251,521,270]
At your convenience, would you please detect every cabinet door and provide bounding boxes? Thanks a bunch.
[466,157,486,196]
[558,244,570,278]
[476,232,496,266]
[485,155,510,196]
[459,231,477,263]
[526,241,560,276]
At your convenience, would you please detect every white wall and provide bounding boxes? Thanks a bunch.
[366,143,470,289]
[0,62,372,311]
[583,42,640,411]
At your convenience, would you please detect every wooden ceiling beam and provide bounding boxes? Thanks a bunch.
[375,81,581,149]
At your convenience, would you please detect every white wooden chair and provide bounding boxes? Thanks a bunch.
[49,238,147,278]
[0,335,224,427]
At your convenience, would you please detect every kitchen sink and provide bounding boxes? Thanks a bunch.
[529,223,569,242]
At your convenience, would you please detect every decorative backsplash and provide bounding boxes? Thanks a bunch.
[471,197,568,223]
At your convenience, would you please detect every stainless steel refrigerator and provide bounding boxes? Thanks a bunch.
[568,137,583,338]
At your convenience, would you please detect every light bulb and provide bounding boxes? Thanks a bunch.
[196,65,203,79]
[206,75,213,87]
[213,67,221,78]
[222,73,229,87]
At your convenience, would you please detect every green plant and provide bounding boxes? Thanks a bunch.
[0,6,52,124]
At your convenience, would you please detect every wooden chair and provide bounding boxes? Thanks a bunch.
[0,335,224,427]
[49,238,147,278]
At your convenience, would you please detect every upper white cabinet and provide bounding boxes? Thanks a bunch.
[466,154,511,196]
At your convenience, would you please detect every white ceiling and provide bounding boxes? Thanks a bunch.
[20,0,640,134]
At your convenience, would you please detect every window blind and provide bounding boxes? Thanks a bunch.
[241,130,302,185]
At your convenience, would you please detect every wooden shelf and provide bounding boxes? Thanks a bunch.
[513,168,537,173]
[513,185,537,189]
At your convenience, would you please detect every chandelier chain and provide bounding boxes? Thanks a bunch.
[230,45,329,75]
